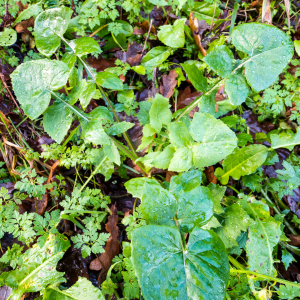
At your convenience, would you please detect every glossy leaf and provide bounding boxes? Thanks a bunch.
[181,63,208,92]
[141,46,172,68]
[11,59,70,120]
[132,225,229,300]
[43,101,73,144]
[207,183,226,214]
[157,19,186,48]
[189,112,237,169]
[150,145,176,169]
[149,94,172,133]
[168,122,194,148]
[203,45,234,78]
[218,144,268,184]
[225,72,250,105]
[96,72,123,90]
[168,147,193,172]
[0,28,17,46]
[124,177,160,199]
[232,23,293,91]
[1,234,70,300]
[79,81,96,110]
[271,129,300,150]
[106,122,134,136]
[35,7,73,56]
[43,277,105,300]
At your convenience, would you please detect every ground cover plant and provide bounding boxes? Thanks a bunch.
[1,0,300,298]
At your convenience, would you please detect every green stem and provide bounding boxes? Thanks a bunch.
[230,269,300,288]
[79,157,106,192]
[261,189,297,235]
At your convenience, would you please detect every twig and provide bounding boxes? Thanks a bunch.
[0,74,23,116]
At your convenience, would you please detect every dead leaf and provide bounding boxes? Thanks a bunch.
[166,171,177,182]
[96,204,120,284]
[89,258,103,271]
[284,0,290,31]
[159,69,178,99]
[261,0,272,24]
[15,17,34,34]
[204,166,217,184]
[85,57,116,72]
[189,12,209,56]
[137,20,156,34]
[176,86,202,110]
[115,42,143,66]
[0,285,12,300]
[287,234,300,246]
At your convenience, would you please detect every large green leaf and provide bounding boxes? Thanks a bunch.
[270,129,300,150]
[1,234,70,300]
[225,72,250,105]
[124,177,160,199]
[132,225,229,300]
[217,144,268,185]
[149,94,172,133]
[189,112,237,169]
[203,45,234,78]
[181,63,208,92]
[0,28,17,46]
[68,37,100,57]
[168,147,193,172]
[168,122,194,148]
[35,7,73,56]
[232,23,293,92]
[11,59,70,120]
[157,19,186,48]
[190,2,222,23]
[43,277,105,300]
[141,47,172,68]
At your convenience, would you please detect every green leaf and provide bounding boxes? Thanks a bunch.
[43,101,73,144]
[44,277,105,300]
[66,79,87,105]
[104,142,120,165]
[132,225,229,300]
[277,284,300,300]
[177,186,213,233]
[150,145,176,169]
[242,199,282,276]
[232,23,293,92]
[168,147,193,172]
[271,129,300,150]
[181,63,208,92]
[141,46,172,68]
[149,94,172,133]
[218,144,268,185]
[13,1,43,25]
[189,112,237,169]
[190,2,222,23]
[198,91,217,115]
[1,234,70,300]
[124,177,160,199]
[80,107,112,145]
[96,72,123,90]
[225,72,250,105]
[295,40,300,56]
[132,65,145,75]
[215,203,252,248]
[35,7,73,56]
[0,28,17,46]
[89,148,114,181]
[169,169,203,197]
[157,19,186,48]
[79,81,96,110]
[11,59,70,120]
[207,183,226,214]
[106,122,134,136]
[281,248,296,271]
[140,182,177,226]
[69,37,100,57]
[168,122,194,148]
[137,101,152,125]
[203,45,234,78]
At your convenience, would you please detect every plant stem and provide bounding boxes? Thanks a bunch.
[230,269,300,288]
[261,189,297,235]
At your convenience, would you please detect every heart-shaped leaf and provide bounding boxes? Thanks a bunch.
[132,225,229,300]
[11,59,70,120]
[232,23,293,92]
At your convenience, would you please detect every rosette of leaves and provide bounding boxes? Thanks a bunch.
[124,171,230,300]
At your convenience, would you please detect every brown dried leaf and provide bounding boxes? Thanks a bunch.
[96,204,120,283]
[15,17,34,34]
[176,86,201,110]
[137,20,156,34]
[262,0,272,24]
[284,0,290,30]
[159,69,178,99]
[115,42,143,66]
[189,12,209,56]
[287,234,300,246]
[204,166,217,184]
[85,57,116,72]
